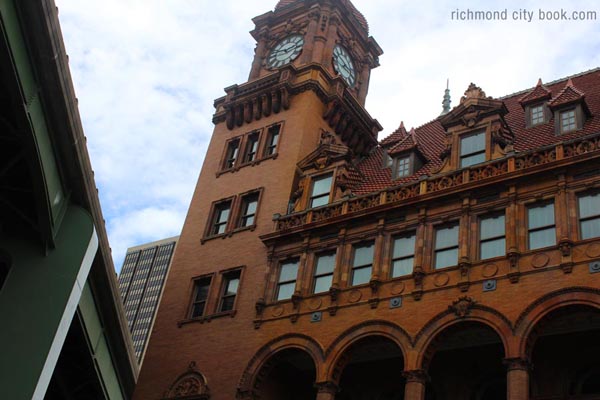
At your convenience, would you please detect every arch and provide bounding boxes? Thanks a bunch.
[413,303,512,370]
[514,287,600,357]
[324,320,411,383]
[237,333,324,396]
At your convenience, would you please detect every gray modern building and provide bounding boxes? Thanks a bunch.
[118,237,178,364]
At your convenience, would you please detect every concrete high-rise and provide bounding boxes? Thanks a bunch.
[118,237,178,363]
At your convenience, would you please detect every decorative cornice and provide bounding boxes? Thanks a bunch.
[213,64,381,156]
[262,130,600,239]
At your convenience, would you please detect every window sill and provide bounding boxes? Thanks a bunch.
[477,254,507,263]
[202,224,257,244]
[215,153,278,178]
[525,244,557,254]
[200,232,228,244]
[177,309,237,327]
[232,224,257,234]
[432,264,459,273]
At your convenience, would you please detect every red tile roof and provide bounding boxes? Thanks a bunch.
[353,68,600,195]
[380,121,407,147]
[388,127,420,155]
[274,0,369,34]
[548,78,586,108]
[518,78,551,105]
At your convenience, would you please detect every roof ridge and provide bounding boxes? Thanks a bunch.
[500,66,600,100]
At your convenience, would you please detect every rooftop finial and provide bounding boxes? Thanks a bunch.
[441,79,451,115]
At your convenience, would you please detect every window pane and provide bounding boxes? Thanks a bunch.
[435,225,459,249]
[217,207,230,224]
[531,106,544,125]
[393,235,416,258]
[481,215,505,240]
[581,218,600,239]
[460,152,486,167]
[245,200,257,215]
[579,194,600,219]
[396,156,411,177]
[353,244,374,267]
[220,296,235,312]
[279,261,298,282]
[276,282,295,300]
[312,175,333,197]
[270,132,279,147]
[195,280,211,301]
[481,238,506,259]
[314,275,333,294]
[461,131,485,154]
[392,257,414,277]
[561,110,576,132]
[310,195,329,208]
[528,203,554,229]
[529,227,556,250]
[435,248,458,269]
[191,302,206,318]
[225,277,239,296]
[352,266,372,286]
[316,254,335,275]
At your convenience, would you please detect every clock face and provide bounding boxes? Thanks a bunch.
[267,34,304,69]
[332,45,356,87]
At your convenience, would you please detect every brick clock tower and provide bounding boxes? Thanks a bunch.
[133,1,383,399]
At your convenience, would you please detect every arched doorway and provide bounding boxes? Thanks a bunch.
[335,336,405,400]
[424,321,506,400]
[254,348,317,400]
[528,305,600,399]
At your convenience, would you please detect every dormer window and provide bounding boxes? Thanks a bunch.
[560,109,576,133]
[309,173,333,208]
[394,156,410,178]
[460,130,486,168]
[531,105,545,125]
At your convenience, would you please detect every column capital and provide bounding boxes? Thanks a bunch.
[314,381,339,394]
[402,369,429,384]
[503,357,532,371]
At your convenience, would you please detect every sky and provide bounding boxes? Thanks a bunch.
[53,0,600,272]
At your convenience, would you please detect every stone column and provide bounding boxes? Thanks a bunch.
[315,381,339,400]
[302,6,321,64]
[249,29,268,80]
[357,58,371,104]
[504,357,530,400]
[403,370,428,400]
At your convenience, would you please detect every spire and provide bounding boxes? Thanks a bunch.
[441,79,451,115]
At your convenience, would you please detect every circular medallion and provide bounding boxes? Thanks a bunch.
[348,289,362,303]
[267,34,304,69]
[271,305,284,317]
[332,45,356,87]
[434,273,450,287]
[586,243,600,258]
[531,253,550,268]
[482,263,499,278]
[391,282,405,295]
[308,298,322,310]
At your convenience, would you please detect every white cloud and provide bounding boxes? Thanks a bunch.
[54,0,600,270]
